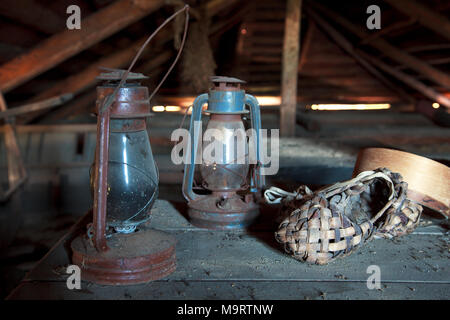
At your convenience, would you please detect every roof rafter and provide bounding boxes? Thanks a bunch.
[385,0,450,42]
[308,0,450,90]
[0,0,165,93]
[0,0,65,35]
[23,0,247,123]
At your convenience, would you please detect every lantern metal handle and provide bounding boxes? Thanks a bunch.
[92,100,111,252]
[182,93,208,202]
[245,94,265,192]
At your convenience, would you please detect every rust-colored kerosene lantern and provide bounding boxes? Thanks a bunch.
[182,76,264,229]
[71,70,176,285]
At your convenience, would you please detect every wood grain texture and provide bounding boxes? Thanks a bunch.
[280,0,302,137]
[353,148,450,217]
[0,92,27,200]
[308,1,450,90]
[0,0,164,92]
[6,200,450,300]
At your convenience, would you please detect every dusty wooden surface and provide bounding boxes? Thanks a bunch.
[7,200,450,300]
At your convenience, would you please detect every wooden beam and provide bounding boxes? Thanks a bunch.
[0,94,73,120]
[0,0,65,35]
[308,1,450,90]
[359,18,416,45]
[138,51,174,75]
[385,0,450,42]
[0,123,97,134]
[396,57,450,71]
[23,0,247,123]
[205,0,241,16]
[298,21,315,71]
[39,53,172,123]
[41,91,98,123]
[0,43,24,63]
[20,27,172,124]
[29,31,171,102]
[0,0,164,93]
[305,6,415,104]
[210,1,252,37]
[358,51,450,109]
[406,44,450,53]
[0,92,27,201]
[0,20,43,48]
[32,43,143,101]
[280,0,302,137]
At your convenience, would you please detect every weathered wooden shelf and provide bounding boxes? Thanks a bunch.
[7,200,450,300]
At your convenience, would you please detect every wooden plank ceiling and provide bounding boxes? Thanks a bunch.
[0,0,449,123]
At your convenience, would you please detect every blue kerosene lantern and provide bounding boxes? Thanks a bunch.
[182,76,264,229]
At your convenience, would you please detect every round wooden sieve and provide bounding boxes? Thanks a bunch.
[353,148,449,218]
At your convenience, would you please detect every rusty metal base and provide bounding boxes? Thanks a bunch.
[71,227,176,285]
[187,195,259,230]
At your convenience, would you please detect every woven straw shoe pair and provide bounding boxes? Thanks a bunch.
[265,168,422,265]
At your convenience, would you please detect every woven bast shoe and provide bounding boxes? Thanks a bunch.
[266,168,422,265]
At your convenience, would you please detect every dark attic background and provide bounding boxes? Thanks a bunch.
[0,0,449,299]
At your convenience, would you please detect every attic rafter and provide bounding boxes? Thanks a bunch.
[0,0,165,93]
[204,0,241,16]
[40,90,98,123]
[0,43,24,63]
[359,18,417,45]
[0,0,65,35]
[209,2,252,37]
[28,40,146,102]
[0,94,73,120]
[307,0,450,90]
[0,92,27,200]
[22,0,248,123]
[384,0,450,42]
[20,28,172,124]
[21,0,240,101]
[358,51,450,109]
[36,51,173,124]
[298,21,315,72]
[28,27,173,102]
[305,6,414,105]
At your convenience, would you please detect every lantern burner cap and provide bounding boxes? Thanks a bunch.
[96,67,149,81]
[211,76,246,84]
[211,76,246,91]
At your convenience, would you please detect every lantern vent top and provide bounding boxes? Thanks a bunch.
[210,76,245,91]
[96,67,148,82]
